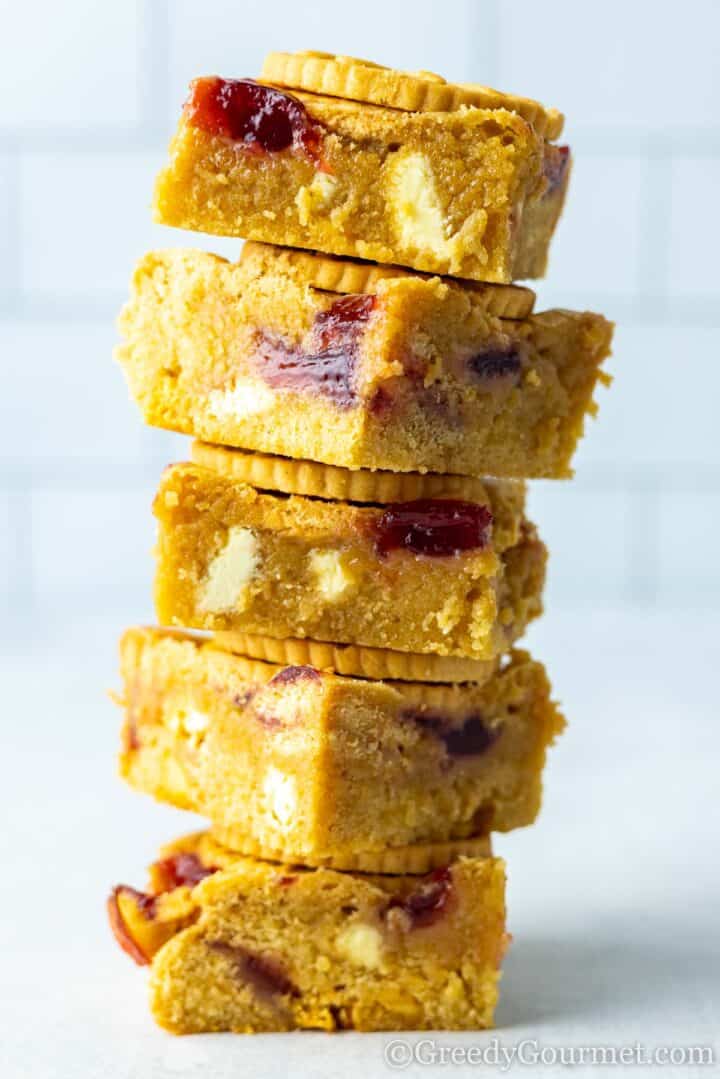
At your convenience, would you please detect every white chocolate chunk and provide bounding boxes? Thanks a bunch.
[336,923,384,970]
[167,707,209,743]
[208,379,274,420]
[309,548,356,602]
[263,767,297,828]
[295,172,338,225]
[183,709,209,736]
[200,527,259,613]
[386,151,450,258]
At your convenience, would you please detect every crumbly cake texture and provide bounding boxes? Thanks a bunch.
[118,628,565,867]
[108,830,508,1032]
[152,462,546,660]
[117,247,613,479]
[153,66,570,284]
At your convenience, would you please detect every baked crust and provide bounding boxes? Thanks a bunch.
[239,240,536,318]
[262,50,564,138]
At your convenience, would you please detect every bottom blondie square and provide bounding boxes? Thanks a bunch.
[118,628,564,870]
[108,831,508,1033]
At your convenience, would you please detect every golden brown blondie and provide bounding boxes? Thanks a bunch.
[108,830,508,1032]
[153,52,569,283]
[153,459,545,659]
[118,628,564,869]
[117,245,612,479]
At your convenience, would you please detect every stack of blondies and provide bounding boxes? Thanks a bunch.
[109,52,613,1033]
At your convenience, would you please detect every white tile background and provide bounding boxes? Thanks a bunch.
[1,0,719,641]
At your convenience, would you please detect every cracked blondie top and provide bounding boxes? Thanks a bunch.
[108,830,508,1032]
[153,52,569,283]
[117,245,612,478]
[118,627,564,869]
[153,460,545,660]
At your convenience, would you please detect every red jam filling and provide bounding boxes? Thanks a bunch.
[256,667,321,729]
[374,499,492,558]
[405,710,502,756]
[152,852,217,892]
[209,941,300,998]
[106,886,155,967]
[268,665,321,687]
[122,719,140,753]
[544,144,570,195]
[256,293,377,407]
[184,76,323,164]
[388,867,453,929]
[108,854,218,966]
[468,346,522,381]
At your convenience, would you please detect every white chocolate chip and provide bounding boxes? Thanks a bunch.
[309,549,356,602]
[200,527,259,614]
[208,379,275,420]
[183,709,209,736]
[295,172,338,226]
[167,707,209,743]
[263,767,298,828]
[336,923,384,970]
[386,151,450,258]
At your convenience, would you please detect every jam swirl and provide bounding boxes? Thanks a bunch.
[405,710,502,756]
[543,144,570,195]
[387,867,453,929]
[374,499,492,558]
[256,293,377,407]
[184,76,323,164]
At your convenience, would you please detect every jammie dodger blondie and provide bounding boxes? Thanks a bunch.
[108,830,508,1032]
[117,244,613,478]
[153,51,569,283]
[118,627,564,869]
[153,457,545,659]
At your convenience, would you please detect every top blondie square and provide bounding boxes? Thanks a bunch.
[154,51,570,284]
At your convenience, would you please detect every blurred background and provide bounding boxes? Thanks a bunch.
[1,2,718,1074]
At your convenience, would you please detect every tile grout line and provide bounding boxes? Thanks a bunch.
[7,490,34,620]
[4,129,720,156]
[6,293,720,327]
[3,139,22,309]
[138,0,171,136]
[624,488,660,607]
[635,153,672,302]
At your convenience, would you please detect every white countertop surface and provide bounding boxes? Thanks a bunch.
[2,608,718,1077]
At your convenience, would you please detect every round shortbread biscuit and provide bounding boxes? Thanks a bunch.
[213,630,497,685]
[192,441,496,505]
[261,50,564,140]
[240,240,536,319]
[210,825,493,874]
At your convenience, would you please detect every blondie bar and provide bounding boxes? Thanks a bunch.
[153,52,569,284]
[117,244,613,478]
[118,628,564,868]
[153,459,545,659]
[108,830,508,1032]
